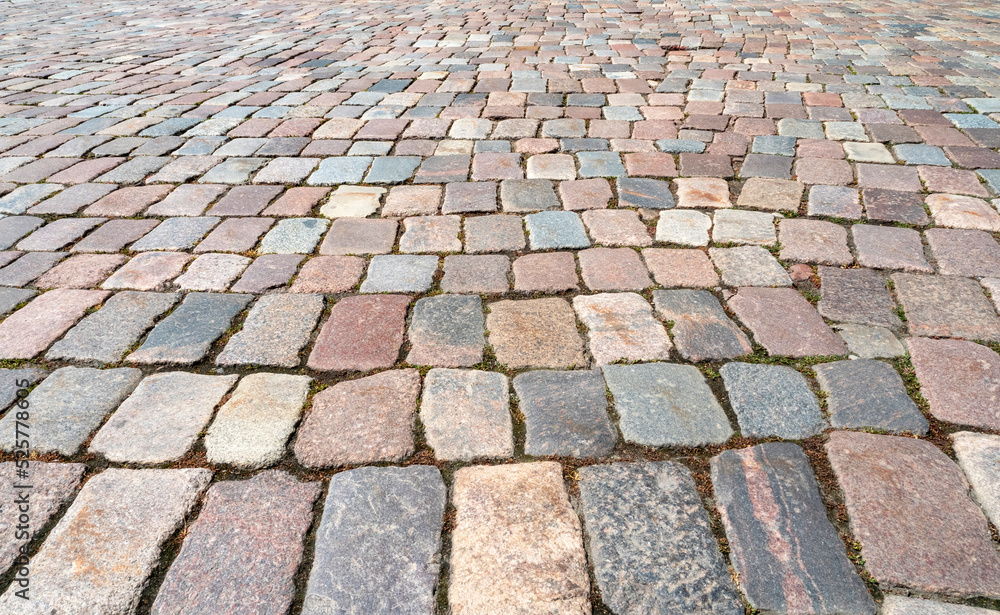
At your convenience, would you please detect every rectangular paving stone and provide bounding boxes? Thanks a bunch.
[653,289,752,361]
[128,292,251,365]
[420,368,512,461]
[216,294,324,368]
[0,366,142,455]
[194,217,274,253]
[883,596,999,615]
[70,219,159,253]
[464,215,524,253]
[907,337,1000,431]
[207,185,282,216]
[0,468,211,615]
[0,251,66,287]
[711,443,875,615]
[89,372,237,463]
[580,461,743,615]
[487,298,586,369]
[101,252,190,290]
[0,184,64,214]
[826,431,1000,599]
[319,218,398,255]
[259,218,328,254]
[952,431,1000,529]
[817,266,901,330]
[572,293,671,365]
[720,362,826,439]
[893,273,1000,341]
[603,362,732,446]
[0,462,85,577]
[229,254,303,293]
[47,291,180,364]
[0,288,108,359]
[450,462,590,615]
[406,294,484,367]
[307,294,410,372]
[289,255,364,293]
[815,359,928,434]
[0,366,45,412]
[514,370,616,458]
[0,286,35,316]
[0,215,43,250]
[15,218,102,252]
[729,287,847,357]
[303,466,446,615]
[131,216,219,251]
[709,246,791,287]
[151,471,320,615]
[294,369,421,468]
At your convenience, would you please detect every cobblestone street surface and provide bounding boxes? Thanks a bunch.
[2,0,1000,611]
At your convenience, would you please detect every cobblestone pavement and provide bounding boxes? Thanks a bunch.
[2,0,1000,612]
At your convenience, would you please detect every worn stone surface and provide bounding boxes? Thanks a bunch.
[907,337,1000,431]
[303,466,446,615]
[151,471,320,615]
[573,293,672,364]
[729,287,847,357]
[174,253,250,291]
[579,462,742,615]
[487,298,586,369]
[720,362,826,439]
[852,225,932,273]
[204,373,311,470]
[0,462,86,576]
[952,431,1000,528]
[711,208,776,246]
[289,255,364,293]
[294,369,421,468]
[230,254,303,293]
[0,287,35,316]
[882,596,1000,615]
[128,292,252,365]
[653,289,752,361]
[603,363,732,446]
[420,368,512,461]
[893,273,1000,341]
[826,431,1000,598]
[47,291,180,364]
[926,228,1000,278]
[0,288,109,359]
[0,367,141,455]
[217,294,324,367]
[102,251,191,290]
[514,370,616,458]
[655,209,712,246]
[450,462,590,615]
[90,372,237,463]
[406,294,484,367]
[359,254,438,293]
[709,246,792,287]
[0,367,45,412]
[711,444,875,615]
[307,294,410,372]
[642,248,719,288]
[817,266,900,330]
[0,468,212,615]
[815,359,927,434]
[835,324,906,359]
[778,219,853,265]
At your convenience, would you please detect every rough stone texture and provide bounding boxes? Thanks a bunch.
[47,291,180,364]
[882,596,1000,615]
[441,254,509,294]
[406,294,484,367]
[709,246,792,287]
[294,369,420,468]
[0,287,35,316]
[307,294,410,372]
[151,471,321,615]
[420,368,512,461]
[711,208,776,246]
[778,219,853,265]
[642,248,719,288]
[464,214,524,253]
[675,177,731,208]
[450,462,591,615]
[513,252,579,292]
[711,444,875,615]
[720,362,826,439]
[835,324,906,359]
[815,359,927,434]
[0,289,109,359]
[487,298,586,369]
[578,248,652,291]
[826,431,1000,598]
[128,292,252,365]
[514,370,616,458]
[204,373,312,470]
[0,468,212,615]
[230,254,303,293]
[655,209,712,246]
[907,337,1000,431]
[952,431,1000,528]
[737,177,804,212]
[0,462,86,576]
[359,254,438,293]
[653,289,752,361]
[303,466,446,615]
[216,294,324,367]
[603,363,733,446]
[926,228,1000,278]
[174,253,250,291]
[289,255,364,293]
[729,287,847,357]
[0,367,45,412]
[927,193,1000,231]
[0,366,142,455]
[852,225,932,273]
[0,251,66,287]
[89,372,237,463]
[572,293,672,365]
[102,251,191,290]
[817,267,900,329]
[893,273,1000,342]
[579,462,742,615]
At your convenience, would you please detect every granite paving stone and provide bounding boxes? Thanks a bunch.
[907,337,1000,430]
[711,209,776,246]
[835,324,906,359]
[893,273,1000,341]
[89,372,237,463]
[579,462,742,615]
[513,252,579,292]
[501,178,560,212]
[294,369,421,468]
[71,219,159,253]
[826,431,1000,598]
[778,219,853,266]
[642,248,719,288]
[927,193,1000,231]
[815,359,927,433]
[407,294,484,367]
[852,225,932,272]
[360,254,438,293]
[808,185,861,218]
[128,292,251,365]
[0,288,108,359]
[817,266,901,329]
[303,466,445,615]
[615,177,674,209]
[573,293,671,365]
[487,298,586,369]
[675,177,731,208]
[289,255,364,293]
[862,188,929,225]
[0,251,66,287]
[230,254,303,293]
[174,253,250,291]
[729,287,847,357]
[15,217,102,251]
[926,228,1000,278]
[150,471,320,615]
[32,253,125,289]
[0,468,211,615]
[0,215,43,250]
[711,443,876,615]
[259,218,328,254]
[441,254,509,294]
[420,368,512,461]
[307,294,410,372]
[449,462,590,615]
[738,177,804,212]
[131,216,219,251]
[709,246,792,287]
[602,362,732,446]
[559,178,612,210]
[655,209,712,246]
[0,287,34,316]
[217,294,324,367]
[464,215,525,253]
[319,218,397,255]
[100,252,188,291]
[514,370,616,458]
[952,431,1000,527]
[720,362,826,439]
[0,366,142,455]
[653,289,751,361]
[882,597,1000,615]
[578,248,651,291]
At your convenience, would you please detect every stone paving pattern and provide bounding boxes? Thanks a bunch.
[2,0,1000,612]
